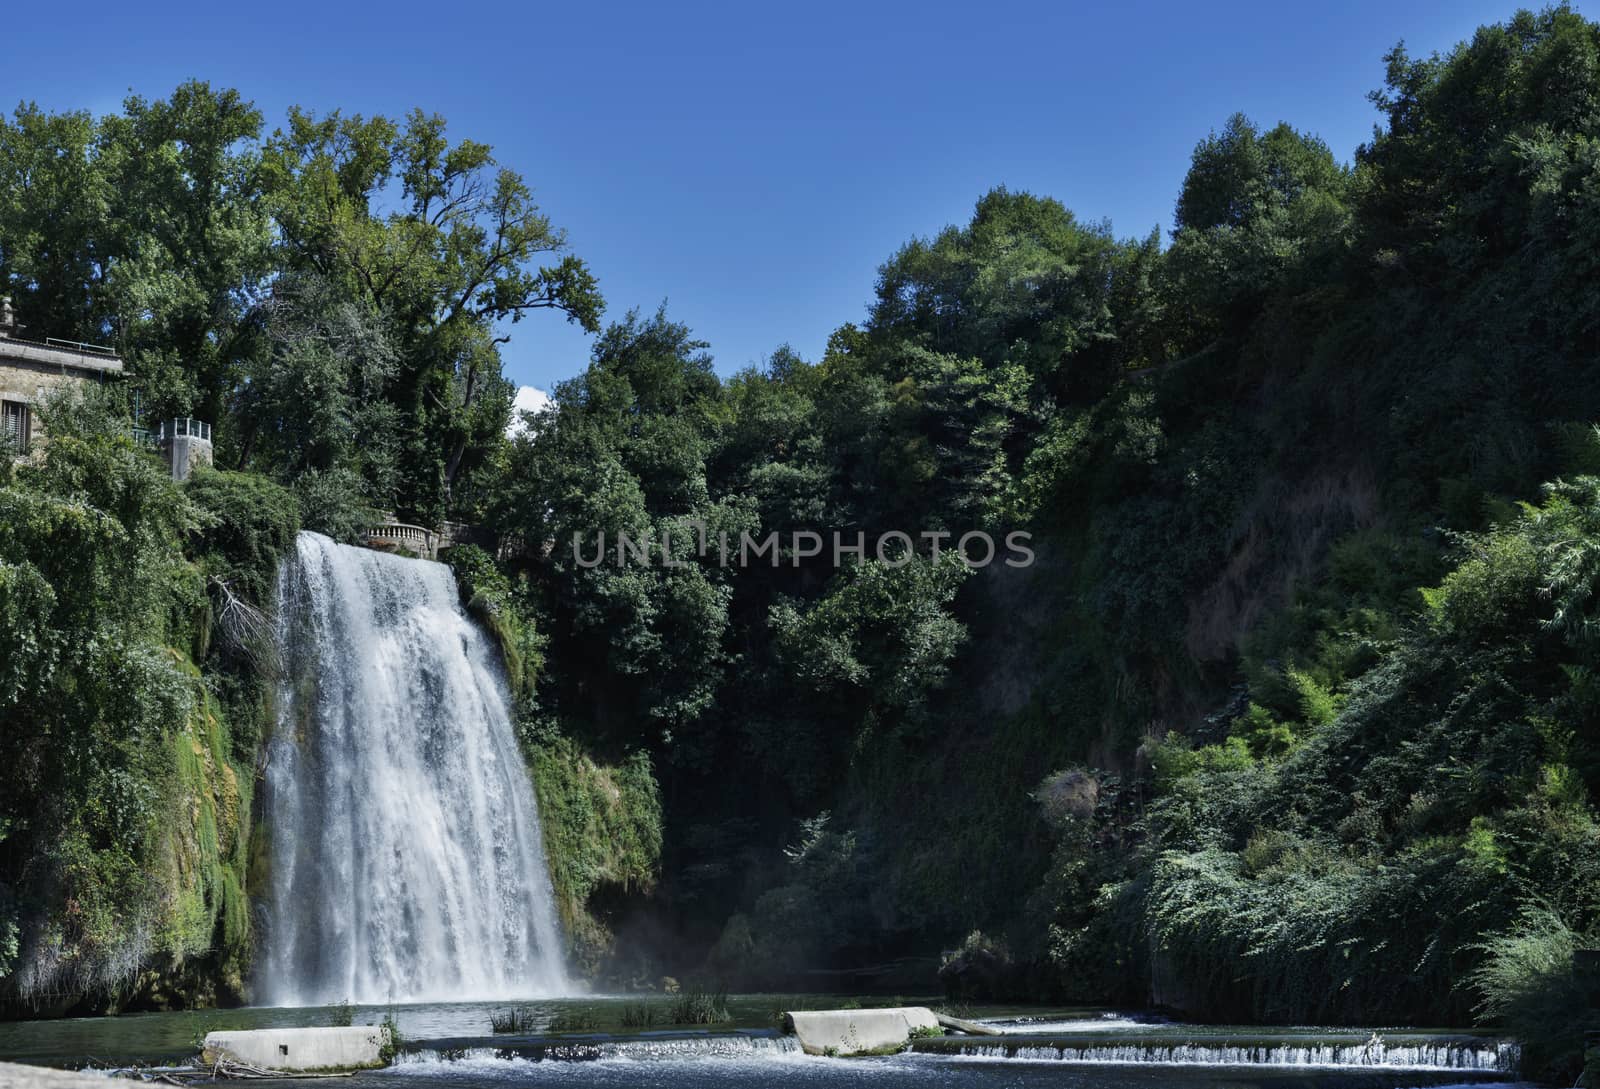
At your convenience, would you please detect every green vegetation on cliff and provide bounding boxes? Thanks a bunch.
[528,736,662,980]
[0,397,299,1010]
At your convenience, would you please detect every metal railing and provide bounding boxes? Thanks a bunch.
[44,337,118,357]
[159,418,212,442]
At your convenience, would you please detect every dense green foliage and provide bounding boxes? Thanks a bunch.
[0,398,289,1008]
[475,9,1600,1079]
[0,87,600,523]
[1072,472,1600,1083]
[6,8,1600,1081]
[527,734,662,978]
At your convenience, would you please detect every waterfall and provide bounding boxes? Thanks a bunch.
[256,531,568,1006]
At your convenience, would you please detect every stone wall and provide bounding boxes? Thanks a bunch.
[166,433,213,481]
[0,351,123,453]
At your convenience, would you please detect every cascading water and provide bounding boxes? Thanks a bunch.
[256,531,568,1006]
[912,1033,1521,1073]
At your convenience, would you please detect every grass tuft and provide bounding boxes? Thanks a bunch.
[547,1011,600,1032]
[669,985,731,1025]
[489,1006,539,1034]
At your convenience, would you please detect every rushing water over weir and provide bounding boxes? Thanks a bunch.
[257,532,568,1005]
[912,1033,1521,1073]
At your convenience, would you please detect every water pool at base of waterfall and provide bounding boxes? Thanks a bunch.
[0,996,1533,1089]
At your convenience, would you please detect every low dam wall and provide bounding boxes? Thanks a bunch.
[784,1007,941,1056]
[202,1026,388,1071]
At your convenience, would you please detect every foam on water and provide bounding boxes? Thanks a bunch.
[379,1039,1532,1089]
[989,1012,1158,1033]
[921,1036,1521,1072]
[396,1036,805,1065]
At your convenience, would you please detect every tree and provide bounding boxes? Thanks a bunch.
[0,104,108,345]
[97,82,275,428]
[231,272,400,498]
[262,107,604,518]
[0,83,275,431]
[869,187,1121,402]
[494,309,737,759]
[770,551,970,739]
[1166,113,1352,344]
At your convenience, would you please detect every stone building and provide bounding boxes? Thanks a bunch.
[0,298,216,480]
[0,296,125,454]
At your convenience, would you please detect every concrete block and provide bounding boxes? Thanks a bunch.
[784,1006,941,1056]
[202,1026,388,1072]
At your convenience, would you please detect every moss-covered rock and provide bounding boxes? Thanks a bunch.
[529,736,662,979]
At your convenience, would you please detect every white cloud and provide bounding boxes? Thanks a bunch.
[507,385,553,438]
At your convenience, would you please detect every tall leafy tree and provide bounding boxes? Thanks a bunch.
[870,187,1122,402]
[0,104,108,344]
[1165,113,1352,345]
[97,83,274,426]
[262,107,604,518]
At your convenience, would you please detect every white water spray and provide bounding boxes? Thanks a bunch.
[925,1036,1521,1072]
[257,532,568,1005]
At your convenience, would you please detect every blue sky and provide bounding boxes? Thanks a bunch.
[7,0,1531,395]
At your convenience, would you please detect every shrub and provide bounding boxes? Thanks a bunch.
[1470,909,1591,1085]
[292,467,378,544]
[939,930,1017,1001]
[185,469,301,602]
[1036,769,1100,826]
[379,1010,402,1064]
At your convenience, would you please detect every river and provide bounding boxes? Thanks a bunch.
[0,995,1533,1088]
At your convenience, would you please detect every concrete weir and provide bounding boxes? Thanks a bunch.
[202,1026,388,1072]
[784,1007,942,1056]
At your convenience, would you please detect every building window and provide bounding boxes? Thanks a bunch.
[2,400,29,454]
